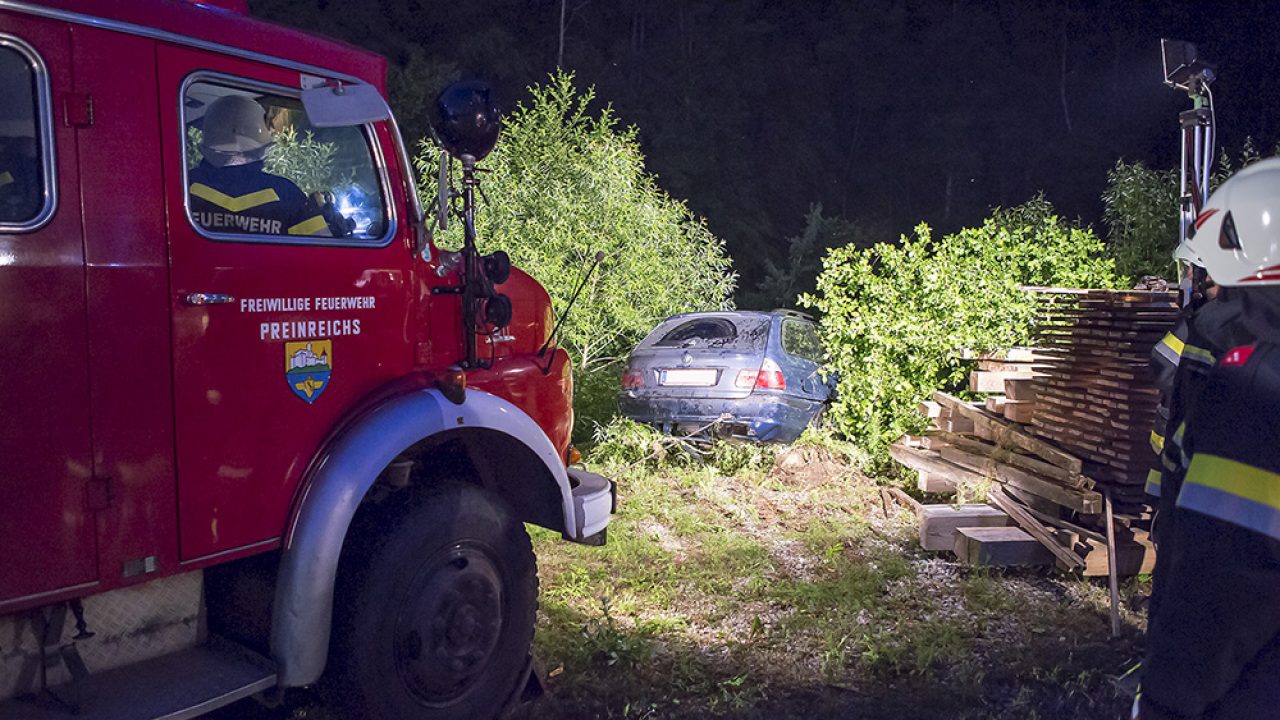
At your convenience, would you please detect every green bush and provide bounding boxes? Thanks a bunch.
[803,197,1122,460]
[417,71,736,378]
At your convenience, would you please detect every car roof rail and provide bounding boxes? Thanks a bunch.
[771,309,815,321]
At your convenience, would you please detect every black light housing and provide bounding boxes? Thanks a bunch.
[432,81,501,160]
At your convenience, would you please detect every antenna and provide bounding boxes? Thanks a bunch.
[539,251,605,361]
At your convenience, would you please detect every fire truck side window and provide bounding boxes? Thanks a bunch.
[182,79,389,243]
[0,39,51,230]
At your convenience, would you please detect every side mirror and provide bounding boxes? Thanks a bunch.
[432,81,501,160]
[300,80,392,127]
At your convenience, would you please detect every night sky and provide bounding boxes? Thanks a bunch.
[254,0,1280,286]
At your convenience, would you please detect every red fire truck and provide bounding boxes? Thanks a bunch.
[0,1,614,718]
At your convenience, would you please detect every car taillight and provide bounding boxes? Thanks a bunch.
[622,368,644,389]
[735,359,785,390]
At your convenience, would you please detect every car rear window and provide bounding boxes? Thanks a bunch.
[644,316,770,352]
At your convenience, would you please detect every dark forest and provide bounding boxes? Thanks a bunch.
[252,0,1280,287]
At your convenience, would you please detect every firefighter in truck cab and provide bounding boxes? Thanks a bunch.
[1136,158,1280,719]
[189,93,333,238]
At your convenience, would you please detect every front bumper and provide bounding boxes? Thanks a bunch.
[618,392,821,444]
[567,467,614,544]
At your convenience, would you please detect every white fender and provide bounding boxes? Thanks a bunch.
[270,388,575,687]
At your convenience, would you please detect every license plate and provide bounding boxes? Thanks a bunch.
[660,368,718,386]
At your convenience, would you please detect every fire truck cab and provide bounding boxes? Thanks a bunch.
[0,1,613,718]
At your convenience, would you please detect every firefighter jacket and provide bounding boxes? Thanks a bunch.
[188,159,329,237]
[1146,297,1245,622]
[1139,290,1280,720]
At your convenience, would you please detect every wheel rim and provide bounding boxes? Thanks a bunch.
[393,542,505,706]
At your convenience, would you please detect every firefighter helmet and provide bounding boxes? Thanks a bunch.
[199,94,273,166]
[1182,157,1280,286]
[433,81,501,160]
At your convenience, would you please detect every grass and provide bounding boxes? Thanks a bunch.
[530,425,1148,719]
[211,424,1147,720]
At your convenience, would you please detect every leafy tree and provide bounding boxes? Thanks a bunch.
[1102,140,1280,281]
[744,204,875,310]
[1101,161,1179,281]
[803,198,1122,460]
[418,72,736,433]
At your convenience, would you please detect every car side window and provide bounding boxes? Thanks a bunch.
[781,318,822,362]
[182,78,389,243]
[0,37,54,231]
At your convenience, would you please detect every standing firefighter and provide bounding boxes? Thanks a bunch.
[1137,158,1280,719]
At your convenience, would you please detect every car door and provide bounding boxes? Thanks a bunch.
[0,15,97,607]
[158,45,411,561]
[776,317,830,403]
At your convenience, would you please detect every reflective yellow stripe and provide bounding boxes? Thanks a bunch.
[1179,454,1280,539]
[1160,332,1186,357]
[1150,430,1165,453]
[1182,343,1216,365]
[1184,454,1280,509]
[190,183,280,212]
[287,214,328,236]
[1171,422,1185,448]
[0,171,13,188]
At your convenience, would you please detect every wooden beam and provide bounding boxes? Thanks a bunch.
[989,488,1085,569]
[939,446,1102,513]
[888,444,984,485]
[928,431,1092,489]
[935,391,1083,474]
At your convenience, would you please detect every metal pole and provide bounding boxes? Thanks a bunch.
[1104,491,1122,638]
[461,154,479,368]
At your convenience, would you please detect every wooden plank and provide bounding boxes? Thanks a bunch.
[939,446,1102,513]
[984,395,1009,413]
[953,526,1053,567]
[919,504,1010,551]
[888,444,984,485]
[1003,400,1035,424]
[970,370,1037,393]
[918,400,943,418]
[929,431,1089,487]
[1005,377,1037,401]
[935,391,1083,474]
[917,470,957,494]
[978,360,1040,373]
[988,488,1085,569]
[884,486,922,516]
[937,416,975,433]
[997,464,1102,514]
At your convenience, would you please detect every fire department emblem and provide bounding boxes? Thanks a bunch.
[285,339,332,404]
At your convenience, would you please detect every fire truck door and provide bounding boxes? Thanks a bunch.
[0,15,98,607]
[158,47,411,561]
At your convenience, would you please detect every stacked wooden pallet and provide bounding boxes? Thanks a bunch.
[891,392,1154,577]
[1026,288,1179,513]
[966,348,1042,424]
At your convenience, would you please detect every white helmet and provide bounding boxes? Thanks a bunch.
[1183,157,1280,286]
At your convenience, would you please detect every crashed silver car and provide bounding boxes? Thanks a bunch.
[618,310,833,444]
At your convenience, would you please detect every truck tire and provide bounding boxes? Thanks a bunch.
[327,482,537,720]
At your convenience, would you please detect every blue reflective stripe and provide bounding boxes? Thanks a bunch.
[1146,469,1162,497]
[1153,338,1181,367]
[1178,482,1280,541]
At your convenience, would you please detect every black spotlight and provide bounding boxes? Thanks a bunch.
[482,250,511,285]
[484,294,513,328]
[432,81,501,160]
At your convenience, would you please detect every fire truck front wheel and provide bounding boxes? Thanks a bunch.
[328,482,537,720]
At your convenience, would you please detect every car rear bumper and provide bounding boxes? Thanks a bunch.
[618,392,822,444]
